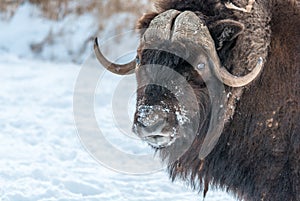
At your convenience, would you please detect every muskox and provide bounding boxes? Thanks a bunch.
[94,0,300,200]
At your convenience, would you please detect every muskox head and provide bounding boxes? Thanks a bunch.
[94,10,263,159]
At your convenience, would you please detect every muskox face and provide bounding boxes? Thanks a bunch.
[94,9,264,157]
[132,40,208,148]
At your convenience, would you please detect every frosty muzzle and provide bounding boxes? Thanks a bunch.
[133,105,179,148]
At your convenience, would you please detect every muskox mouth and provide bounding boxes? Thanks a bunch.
[141,125,178,148]
[143,134,177,148]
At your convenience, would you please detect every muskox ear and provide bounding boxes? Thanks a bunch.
[209,19,244,50]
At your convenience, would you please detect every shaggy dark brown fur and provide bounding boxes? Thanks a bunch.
[136,0,300,200]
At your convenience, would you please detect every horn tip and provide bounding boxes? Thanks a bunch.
[94,37,99,46]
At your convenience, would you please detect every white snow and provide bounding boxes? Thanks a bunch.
[0,2,236,201]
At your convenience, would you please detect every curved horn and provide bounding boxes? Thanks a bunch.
[213,57,263,87]
[170,11,263,88]
[94,38,136,75]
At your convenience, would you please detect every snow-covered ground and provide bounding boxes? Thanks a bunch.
[0,2,236,201]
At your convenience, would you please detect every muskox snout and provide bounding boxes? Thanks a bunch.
[133,105,178,148]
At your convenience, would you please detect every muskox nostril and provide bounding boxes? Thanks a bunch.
[136,105,168,128]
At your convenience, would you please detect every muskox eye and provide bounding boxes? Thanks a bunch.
[136,57,141,65]
[197,63,205,70]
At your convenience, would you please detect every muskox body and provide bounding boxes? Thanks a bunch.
[95,0,300,200]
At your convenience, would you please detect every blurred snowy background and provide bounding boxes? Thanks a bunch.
[0,1,236,200]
